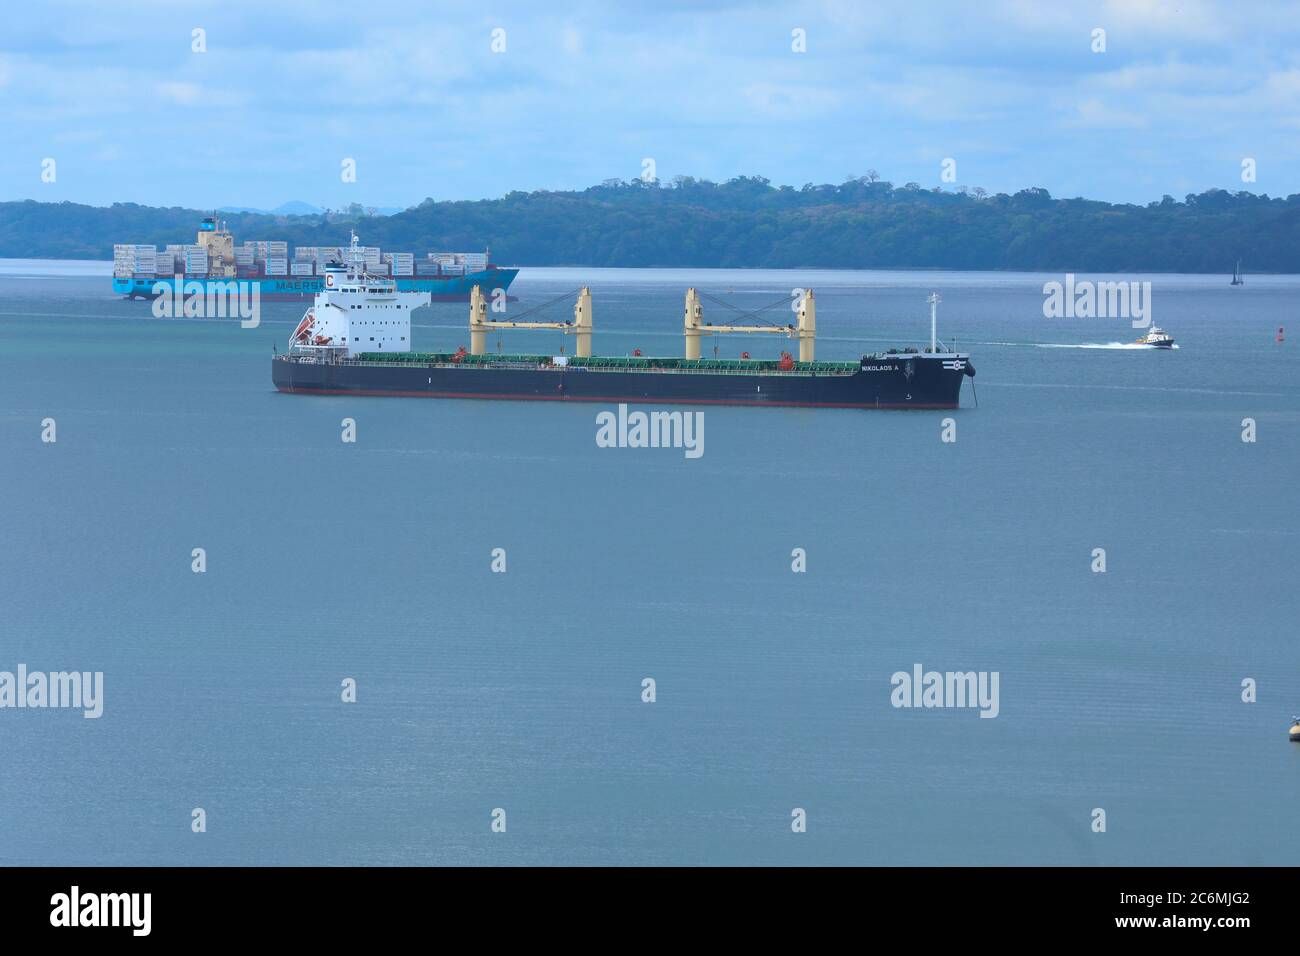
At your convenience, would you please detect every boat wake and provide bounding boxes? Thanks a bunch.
[959,339,1179,350]
[1035,342,1179,350]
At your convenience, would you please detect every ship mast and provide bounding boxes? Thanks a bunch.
[928,292,942,353]
[349,230,363,278]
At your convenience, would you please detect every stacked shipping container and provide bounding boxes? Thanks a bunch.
[113,234,495,282]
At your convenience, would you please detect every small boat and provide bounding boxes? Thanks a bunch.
[1135,326,1175,348]
[1231,260,1244,286]
[1289,717,1300,741]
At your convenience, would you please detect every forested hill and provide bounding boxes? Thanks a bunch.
[2,177,1296,273]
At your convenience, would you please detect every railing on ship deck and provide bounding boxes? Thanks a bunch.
[280,354,865,377]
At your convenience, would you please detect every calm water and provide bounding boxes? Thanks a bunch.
[1,263,1297,865]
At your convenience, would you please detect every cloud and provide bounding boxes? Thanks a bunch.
[158,82,202,106]
[1069,97,1150,129]
[2,0,1300,207]
[739,81,842,118]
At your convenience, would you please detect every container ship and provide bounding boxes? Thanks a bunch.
[113,216,518,302]
[272,238,974,409]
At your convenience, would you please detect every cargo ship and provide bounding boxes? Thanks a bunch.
[272,238,974,409]
[113,216,517,301]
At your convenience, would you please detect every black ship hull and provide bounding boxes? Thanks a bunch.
[273,353,973,409]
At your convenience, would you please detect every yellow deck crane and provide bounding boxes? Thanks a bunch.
[469,285,592,356]
[683,288,816,361]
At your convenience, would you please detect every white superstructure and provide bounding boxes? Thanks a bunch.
[1135,325,1175,347]
[288,232,431,357]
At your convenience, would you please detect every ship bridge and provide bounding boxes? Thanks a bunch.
[290,234,430,354]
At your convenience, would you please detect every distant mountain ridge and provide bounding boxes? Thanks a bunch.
[217,201,327,216]
[1,177,1296,272]
[215,201,407,216]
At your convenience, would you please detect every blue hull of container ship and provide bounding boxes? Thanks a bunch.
[113,268,519,302]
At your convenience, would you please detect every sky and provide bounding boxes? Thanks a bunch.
[1,0,1298,209]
